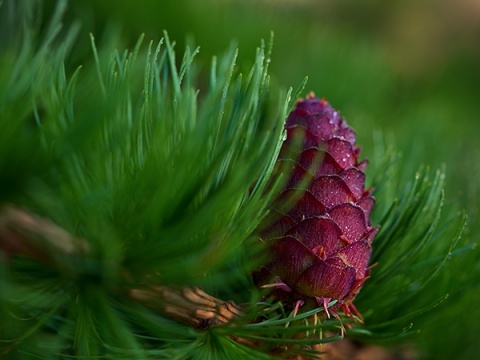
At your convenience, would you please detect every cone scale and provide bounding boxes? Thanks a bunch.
[257,93,377,318]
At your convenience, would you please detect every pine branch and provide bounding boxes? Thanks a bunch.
[0,205,244,330]
[0,205,328,357]
[0,201,415,359]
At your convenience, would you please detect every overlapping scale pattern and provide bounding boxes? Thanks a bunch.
[257,93,378,314]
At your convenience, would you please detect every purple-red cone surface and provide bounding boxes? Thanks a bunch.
[257,93,377,316]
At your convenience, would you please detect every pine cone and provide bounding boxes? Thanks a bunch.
[257,93,377,317]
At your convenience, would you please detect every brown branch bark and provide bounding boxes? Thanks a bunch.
[0,205,89,265]
[129,285,244,329]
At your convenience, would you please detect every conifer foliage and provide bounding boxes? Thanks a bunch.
[0,1,469,360]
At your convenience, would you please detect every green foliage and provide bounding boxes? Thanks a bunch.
[0,1,477,360]
[354,157,467,342]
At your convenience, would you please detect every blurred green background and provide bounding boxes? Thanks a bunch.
[53,0,479,358]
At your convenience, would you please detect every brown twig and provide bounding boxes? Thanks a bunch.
[0,205,89,265]
[129,285,244,329]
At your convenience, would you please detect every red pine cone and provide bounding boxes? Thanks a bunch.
[257,93,377,317]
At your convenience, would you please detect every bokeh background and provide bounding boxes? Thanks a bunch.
[55,0,479,358]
